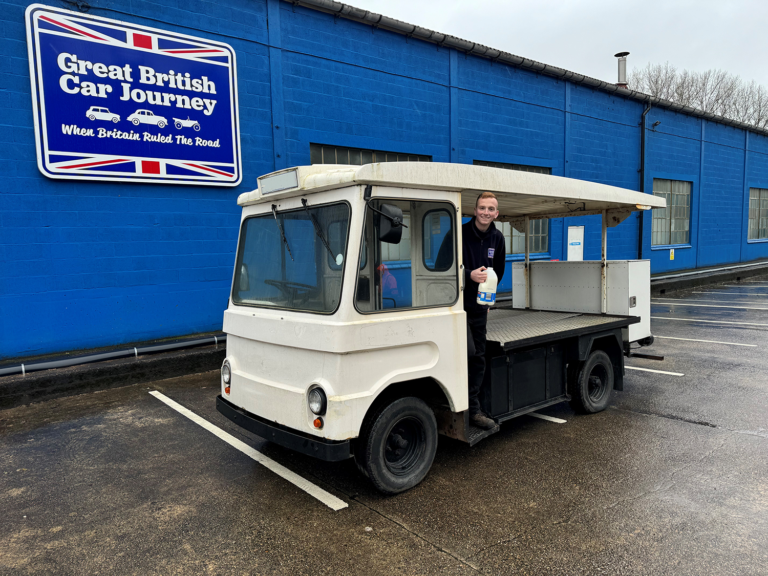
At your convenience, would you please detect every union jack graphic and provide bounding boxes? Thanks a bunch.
[34,12,232,64]
[26,4,241,186]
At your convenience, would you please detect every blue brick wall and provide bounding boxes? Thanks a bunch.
[698,133,745,267]
[745,133,768,261]
[3,0,767,362]
[0,0,272,360]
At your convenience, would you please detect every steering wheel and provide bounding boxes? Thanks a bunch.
[264,279,319,305]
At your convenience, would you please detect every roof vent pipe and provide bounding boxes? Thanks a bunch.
[615,51,630,88]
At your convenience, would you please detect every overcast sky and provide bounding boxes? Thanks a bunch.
[342,0,768,88]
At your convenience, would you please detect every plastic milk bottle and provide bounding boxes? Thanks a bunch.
[477,268,498,306]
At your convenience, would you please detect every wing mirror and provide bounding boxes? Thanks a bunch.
[376,203,405,245]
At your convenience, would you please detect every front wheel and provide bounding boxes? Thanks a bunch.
[88,114,95,120]
[568,350,614,414]
[354,397,437,495]
[131,118,140,125]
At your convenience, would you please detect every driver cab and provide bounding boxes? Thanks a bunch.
[355,198,458,312]
[230,191,459,315]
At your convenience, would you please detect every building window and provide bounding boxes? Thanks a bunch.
[502,219,548,254]
[652,179,691,246]
[310,143,431,165]
[748,188,768,240]
[474,161,551,254]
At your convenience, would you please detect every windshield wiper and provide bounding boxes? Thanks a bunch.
[271,204,294,262]
[301,198,336,260]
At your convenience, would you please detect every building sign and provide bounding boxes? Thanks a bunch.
[25,5,241,186]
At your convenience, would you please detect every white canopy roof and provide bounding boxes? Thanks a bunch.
[239,163,665,225]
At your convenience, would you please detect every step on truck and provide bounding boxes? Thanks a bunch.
[216,163,666,494]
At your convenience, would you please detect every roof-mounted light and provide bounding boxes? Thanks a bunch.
[636,204,652,210]
[259,168,298,196]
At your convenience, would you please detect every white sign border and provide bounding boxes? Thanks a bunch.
[25,4,242,187]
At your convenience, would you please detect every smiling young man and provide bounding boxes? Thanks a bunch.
[463,192,506,430]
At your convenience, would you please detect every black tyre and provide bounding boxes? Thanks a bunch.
[354,397,437,495]
[568,350,614,414]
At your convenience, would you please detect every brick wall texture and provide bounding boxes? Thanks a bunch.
[2,0,768,359]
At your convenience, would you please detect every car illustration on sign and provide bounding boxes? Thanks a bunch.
[173,117,201,131]
[127,109,168,128]
[86,106,120,123]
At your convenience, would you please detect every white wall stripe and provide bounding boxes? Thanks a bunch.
[528,413,567,424]
[654,335,756,347]
[149,391,348,511]
[651,316,768,327]
[625,366,684,376]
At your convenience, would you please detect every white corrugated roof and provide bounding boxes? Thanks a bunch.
[239,163,665,223]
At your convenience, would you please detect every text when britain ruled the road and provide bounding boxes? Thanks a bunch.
[61,124,220,146]
[57,53,218,115]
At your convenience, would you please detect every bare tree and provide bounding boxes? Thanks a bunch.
[628,62,768,128]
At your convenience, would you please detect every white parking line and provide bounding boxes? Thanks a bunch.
[655,335,756,347]
[693,291,768,296]
[625,366,685,376]
[652,301,768,311]
[149,391,348,511]
[528,413,567,424]
[651,316,768,327]
[654,298,768,306]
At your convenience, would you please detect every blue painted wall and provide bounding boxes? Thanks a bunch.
[3,0,768,361]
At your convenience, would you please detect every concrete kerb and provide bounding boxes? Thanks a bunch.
[651,260,768,296]
[0,344,225,410]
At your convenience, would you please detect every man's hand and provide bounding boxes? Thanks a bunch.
[470,266,488,283]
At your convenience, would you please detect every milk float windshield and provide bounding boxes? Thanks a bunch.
[477,268,498,305]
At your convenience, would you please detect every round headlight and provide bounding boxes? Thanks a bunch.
[308,388,327,415]
[222,362,231,385]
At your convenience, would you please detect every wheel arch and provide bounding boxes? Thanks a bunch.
[369,376,452,413]
[357,377,452,439]
[580,330,625,391]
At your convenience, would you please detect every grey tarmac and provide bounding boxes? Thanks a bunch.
[1,277,767,575]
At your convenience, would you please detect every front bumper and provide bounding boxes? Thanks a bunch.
[216,395,352,462]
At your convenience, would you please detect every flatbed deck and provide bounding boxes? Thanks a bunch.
[487,308,639,350]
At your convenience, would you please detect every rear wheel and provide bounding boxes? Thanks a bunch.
[568,350,614,414]
[354,397,437,495]
[157,121,166,128]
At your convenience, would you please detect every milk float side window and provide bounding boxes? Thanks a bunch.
[217,163,666,495]
[355,199,458,312]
